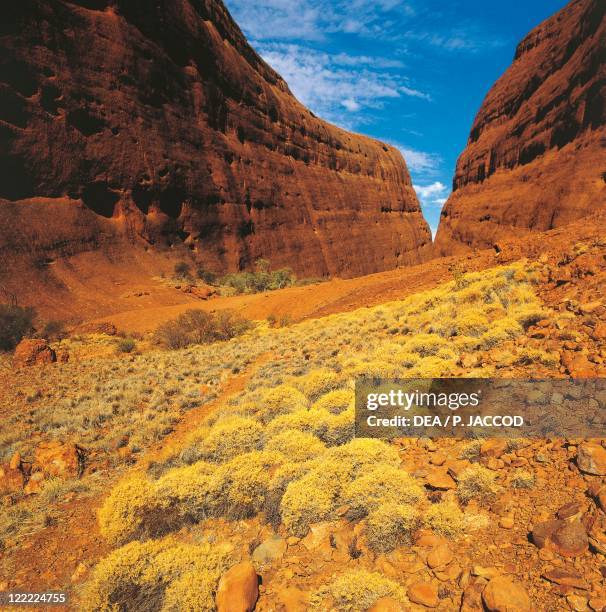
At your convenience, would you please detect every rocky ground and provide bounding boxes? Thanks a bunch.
[1,216,606,610]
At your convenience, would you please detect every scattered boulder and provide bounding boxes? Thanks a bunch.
[553,522,588,558]
[426,543,453,569]
[9,451,21,470]
[561,353,596,377]
[577,443,606,475]
[13,339,56,367]
[459,353,479,368]
[480,439,508,459]
[542,569,588,590]
[532,519,588,558]
[252,535,287,566]
[580,301,602,315]
[216,561,259,612]
[426,469,456,490]
[190,285,217,300]
[461,583,484,612]
[79,322,118,336]
[482,576,531,611]
[33,441,84,478]
[369,597,406,612]
[407,582,439,608]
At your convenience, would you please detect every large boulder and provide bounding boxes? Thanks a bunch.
[482,576,531,612]
[33,441,84,478]
[577,443,606,475]
[532,518,588,557]
[13,339,56,367]
[216,561,259,612]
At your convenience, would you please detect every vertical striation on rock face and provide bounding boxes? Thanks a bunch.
[0,0,431,279]
[435,0,605,255]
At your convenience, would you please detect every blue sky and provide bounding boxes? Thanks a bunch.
[223,0,569,236]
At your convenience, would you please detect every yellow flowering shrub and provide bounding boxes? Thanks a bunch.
[83,537,233,611]
[366,503,421,552]
[312,389,354,415]
[342,465,424,519]
[313,569,405,611]
[424,501,465,538]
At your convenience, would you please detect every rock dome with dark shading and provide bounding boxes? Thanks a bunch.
[435,0,605,254]
[0,0,431,279]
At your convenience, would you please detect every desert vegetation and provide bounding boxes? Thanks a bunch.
[165,257,324,297]
[0,304,36,351]
[66,261,558,609]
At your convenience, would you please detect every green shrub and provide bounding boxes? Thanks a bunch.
[116,337,136,354]
[154,309,252,349]
[42,319,67,341]
[0,304,36,351]
[219,259,296,294]
[196,268,217,285]
[174,261,192,280]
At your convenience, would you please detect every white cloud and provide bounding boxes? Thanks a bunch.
[225,0,415,42]
[257,44,429,126]
[413,181,450,210]
[414,181,447,199]
[403,26,507,53]
[341,98,361,112]
[392,145,441,176]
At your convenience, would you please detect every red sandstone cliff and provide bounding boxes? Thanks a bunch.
[0,0,431,281]
[435,0,605,254]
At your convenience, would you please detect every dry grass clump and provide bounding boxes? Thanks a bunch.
[180,415,264,464]
[280,439,407,536]
[255,385,308,423]
[311,389,353,414]
[265,429,326,462]
[264,404,354,447]
[456,465,501,506]
[424,501,466,538]
[83,537,233,611]
[98,463,216,546]
[216,450,285,520]
[366,503,421,553]
[342,465,424,520]
[294,369,342,402]
[511,470,536,489]
[280,466,344,537]
[99,451,286,545]
[313,569,405,611]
